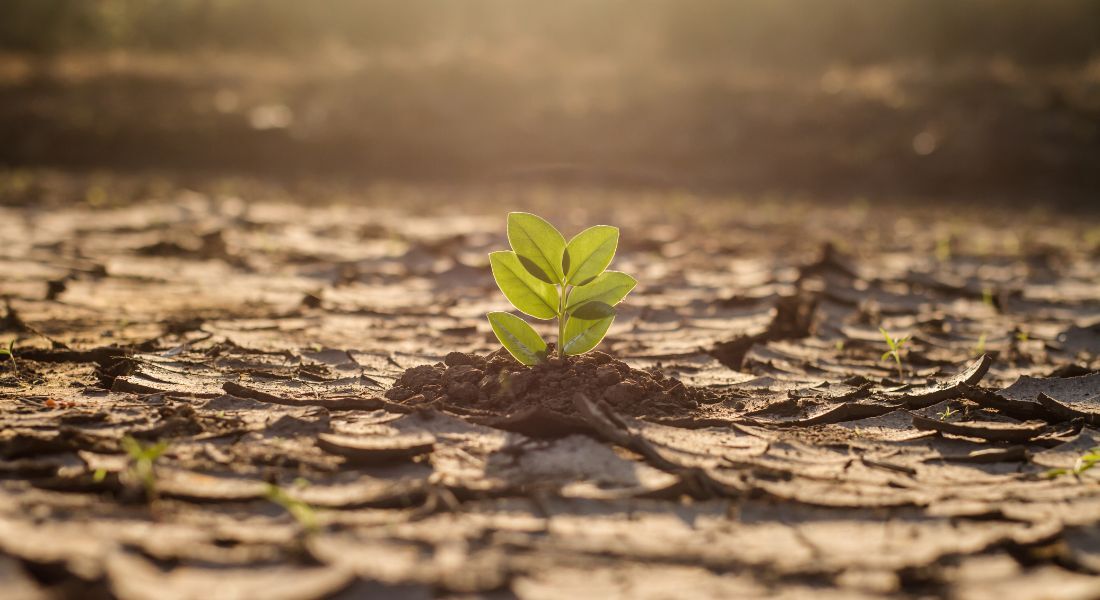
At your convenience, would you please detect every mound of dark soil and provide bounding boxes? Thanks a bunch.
[384,349,717,436]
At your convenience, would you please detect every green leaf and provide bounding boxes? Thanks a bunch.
[487,312,548,365]
[571,301,616,320]
[562,313,615,356]
[564,225,618,285]
[879,327,902,350]
[489,251,559,319]
[566,271,636,311]
[517,255,555,284]
[507,212,566,284]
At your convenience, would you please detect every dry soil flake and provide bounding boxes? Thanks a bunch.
[383,349,720,437]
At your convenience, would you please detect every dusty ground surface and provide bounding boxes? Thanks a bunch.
[1,172,1099,598]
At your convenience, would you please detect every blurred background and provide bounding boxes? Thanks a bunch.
[2,0,1099,206]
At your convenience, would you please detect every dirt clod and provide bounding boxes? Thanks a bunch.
[385,350,715,425]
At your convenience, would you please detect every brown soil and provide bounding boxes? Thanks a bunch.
[385,349,719,435]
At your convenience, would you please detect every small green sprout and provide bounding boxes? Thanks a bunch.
[981,287,995,309]
[879,327,910,378]
[834,340,845,352]
[487,212,636,364]
[934,236,952,262]
[1045,447,1100,479]
[1015,330,1029,342]
[938,406,959,421]
[265,483,318,533]
[0,339,18,377]
[970,333,987,357]
[121,436,168,501]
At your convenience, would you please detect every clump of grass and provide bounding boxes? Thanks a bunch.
[879,327,910,378]
[1045,447,1100,479]
[121,436,168,501]
[265,483,319,533]
[486,212,636,364]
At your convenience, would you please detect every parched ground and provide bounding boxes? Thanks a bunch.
[1,173,1099,599]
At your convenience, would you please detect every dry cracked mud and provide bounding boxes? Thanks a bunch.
[1,173,1099,599]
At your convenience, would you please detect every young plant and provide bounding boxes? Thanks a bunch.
[121,435,168,501]
[970,332,987,357]
[264,483,319,533]
[879,327,910,378]
[934,235,952,262]
[937,406,959,421]
[1045,447,1100,479]
[0,339,17,377]
[487,212,636,364]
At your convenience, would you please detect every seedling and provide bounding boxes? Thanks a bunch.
[265,483,319,533]
[934,235,952,262]
[487,212,636,364]
[1045,447,1100,479]
[937,406,959,421]
[0,339,17,377]
[121,435,168,501]
[879,327,910,378]
[970,333,987,357]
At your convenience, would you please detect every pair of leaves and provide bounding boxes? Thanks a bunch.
[488,212,634,364]
[507,212,618,287]
[879,327,910,362]
[487,310,618,365]
[489,251,636,323]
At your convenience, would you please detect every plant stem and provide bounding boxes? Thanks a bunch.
[557,284,571,359]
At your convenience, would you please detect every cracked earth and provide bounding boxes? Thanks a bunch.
[1,175,1099,599]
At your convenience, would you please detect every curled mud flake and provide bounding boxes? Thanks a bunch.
[910,414,1048,443]
[317,432,435,465]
